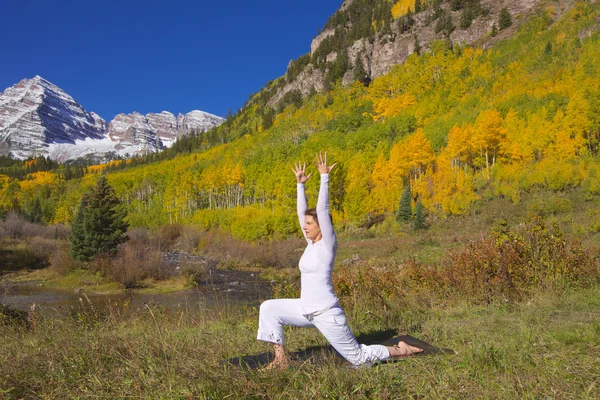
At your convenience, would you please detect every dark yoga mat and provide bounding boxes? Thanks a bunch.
[227,335,455,369]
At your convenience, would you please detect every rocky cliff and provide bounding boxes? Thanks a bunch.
[268,0,557,108]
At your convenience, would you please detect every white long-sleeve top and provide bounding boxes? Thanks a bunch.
[297,174,339,314]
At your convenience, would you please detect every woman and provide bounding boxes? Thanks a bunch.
[257,152,422,369]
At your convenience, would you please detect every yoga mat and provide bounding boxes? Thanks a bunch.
[227,335,455,369]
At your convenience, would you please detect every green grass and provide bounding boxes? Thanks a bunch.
[1,286,598,399]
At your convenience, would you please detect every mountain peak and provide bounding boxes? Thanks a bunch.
[0,77,224,161]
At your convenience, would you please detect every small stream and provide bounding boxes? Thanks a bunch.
[0,269,273,317]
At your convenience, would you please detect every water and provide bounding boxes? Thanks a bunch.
[0,269,272,317]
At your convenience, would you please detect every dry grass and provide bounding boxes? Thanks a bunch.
[0,285,598,399]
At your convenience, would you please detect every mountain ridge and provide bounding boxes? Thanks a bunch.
[0,76,224,161]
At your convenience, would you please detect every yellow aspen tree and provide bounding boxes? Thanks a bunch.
[390,128,435,185]
[344,153,371,221]
[564,92,591,154]
[501,109,528,162]
[372,94,417,122]
[447,124,472,170]
[368,153,398,214]
[471,110,507,180]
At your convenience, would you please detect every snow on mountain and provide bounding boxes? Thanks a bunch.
[0,76,107,159]
[0,76,224,161]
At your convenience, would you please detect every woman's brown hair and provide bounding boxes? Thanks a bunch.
[305,208,332,225]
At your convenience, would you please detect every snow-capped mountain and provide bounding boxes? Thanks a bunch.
[0,76,224,161]
[0,76,107,159]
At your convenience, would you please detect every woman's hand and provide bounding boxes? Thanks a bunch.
[292,162,312,184]
[316,151,336,175]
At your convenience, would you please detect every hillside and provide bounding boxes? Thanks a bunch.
[0,0,599,240]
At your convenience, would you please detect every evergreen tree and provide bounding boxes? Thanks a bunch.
[491,23,498,37]
[353,56,368,84]
[460,7,474,29]
[70,176,129,262]
[262,107,276,130]
[397,186,413,223]
[499,8,512,30]
[414,199,426,231]
[415,0,422,13]
[413,36,421,55]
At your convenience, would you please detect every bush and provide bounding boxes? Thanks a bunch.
[151,224,183,251]
[195,228,304,269]
[90,241,169,289]
[1,212,26,239]
[335,218,600,305]
[49,242,76,274]
[176,225,204,254]
[26,237,60,260]
[422,218,598,301]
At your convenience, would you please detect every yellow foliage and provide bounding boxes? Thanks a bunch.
[19,171,59,192]
[372,93,417,121]
[367,153,399,214]
[389,128,434,181]
[392,0,415,18]
[426,151,479,214]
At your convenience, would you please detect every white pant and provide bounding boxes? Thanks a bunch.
[257,299,390,367]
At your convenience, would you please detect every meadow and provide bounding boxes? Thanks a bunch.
[1,188,599,399]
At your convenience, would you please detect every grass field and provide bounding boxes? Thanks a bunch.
[1,283,598,399]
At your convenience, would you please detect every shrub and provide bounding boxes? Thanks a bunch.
[26,237,60,260]
[1,212,25,239]
[49,242,76,274]
[335,218,599,305]
[500,7,512,30]
[89,239,169,288]
[434,218,598,301]
[176,225,204,254]
[151,223,183,251]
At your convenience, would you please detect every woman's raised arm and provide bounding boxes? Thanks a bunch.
[315,152,337,250]
[293,162,311,241]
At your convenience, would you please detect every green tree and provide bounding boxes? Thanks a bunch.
[353,57,368,84]
[415,0,422,13]
[414,199,426,231]
[499,8,512,30]
[397,186,413,223]
[414,36,421,55]
[70,176,129,262]
[491,23,498,37]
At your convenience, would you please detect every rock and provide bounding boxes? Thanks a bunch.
[342,254,362,267]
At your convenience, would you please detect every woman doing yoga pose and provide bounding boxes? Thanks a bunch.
[257,152,422,369]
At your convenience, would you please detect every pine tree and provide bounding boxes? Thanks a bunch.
[353,57,368,84]
[414,199,426,231]
[70,176,129,262]
[499,8,512,30]
[415,0,422,13]
[413,36,421,55]
[397,186,413,223]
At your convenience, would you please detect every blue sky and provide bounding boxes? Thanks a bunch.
[0,0,341,120]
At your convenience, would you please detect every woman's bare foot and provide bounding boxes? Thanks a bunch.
[260,344,290,370]
[261,357,290,370]
[386,341,423,358]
